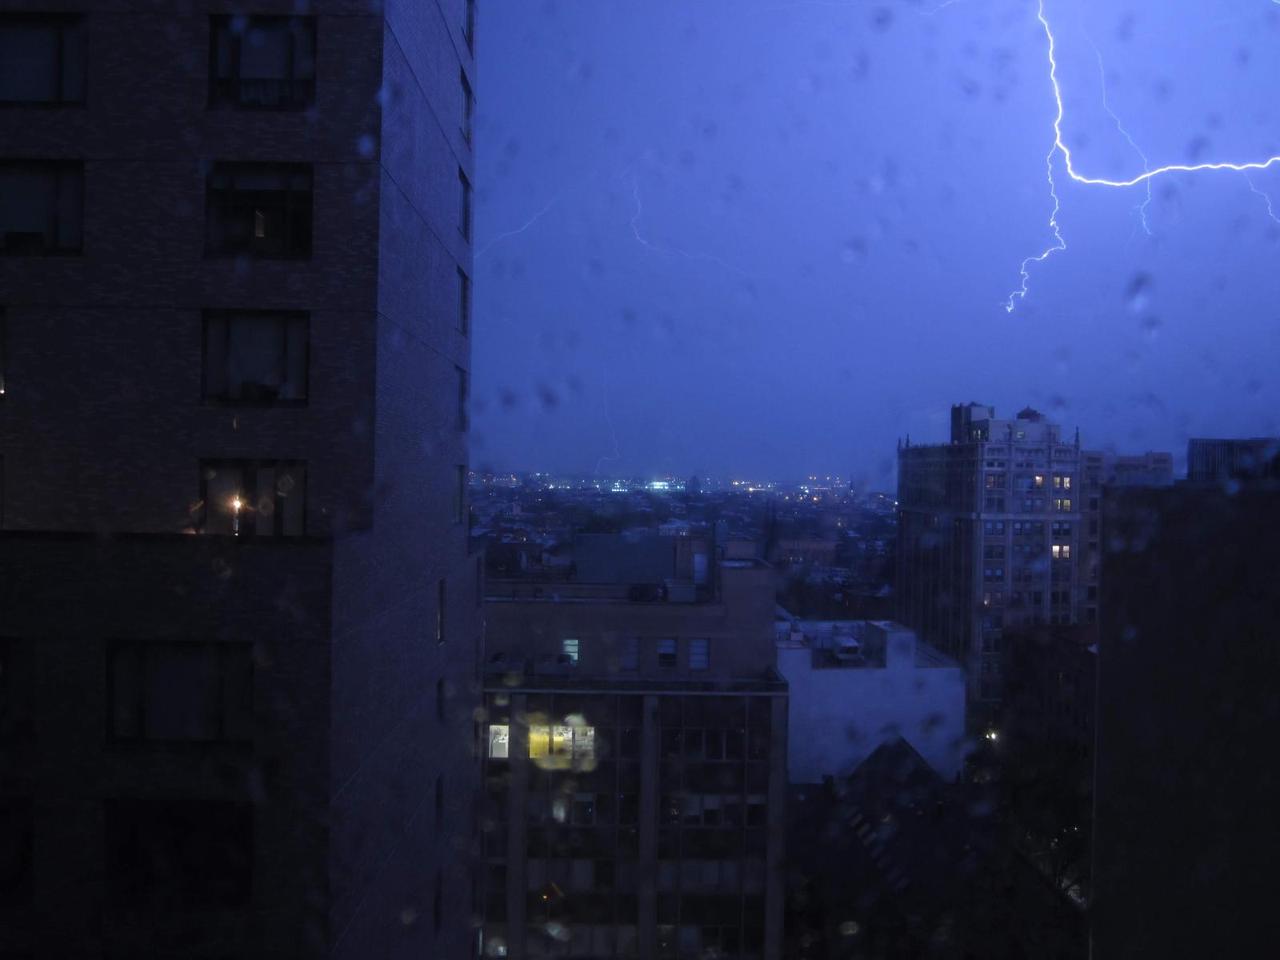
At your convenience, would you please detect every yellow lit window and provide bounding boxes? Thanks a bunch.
[529,724,550,759]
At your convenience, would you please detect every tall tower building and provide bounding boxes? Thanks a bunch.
[896,404,1084,707]
[0,4,479,957]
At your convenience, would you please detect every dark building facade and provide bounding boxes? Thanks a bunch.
[1,4,479,958]
[1091,481,1280,958]
[1186,436,1279,482]
[479,557,788,960]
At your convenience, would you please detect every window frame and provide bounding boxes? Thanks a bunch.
[207,15,317,111]
[457,267,471,334]
[458,168,472,240]
[204,161,313,260]
[0,13,86,106]
[201,309,310,406]
[106,638,254,745]
[0,159,84,256]
[657,638,677,669]
[198,458,308,537]
[460,68,474,144]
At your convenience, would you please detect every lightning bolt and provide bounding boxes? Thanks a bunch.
[1244,173,1280,224]
[627,172,756,280]
[1088,38,1153,236]
[476,196,559,258]
[1008,0,1280,311]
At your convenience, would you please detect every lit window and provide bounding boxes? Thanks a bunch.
[487,724,509,759]
[1052,544,1071,560]
[527,722,595,765]
[1055,498,1072,512]
[1033,475,1045,489]
[561,638,579,664]
[528,725,549,759]
[199,460,306,536]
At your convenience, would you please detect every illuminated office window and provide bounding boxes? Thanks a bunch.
[488,724,509,759]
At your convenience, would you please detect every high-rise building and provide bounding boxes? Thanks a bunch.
[1091,477,1280,958]
[0,5,479,957]
[896,403,1086,707]
[479,545,788,960]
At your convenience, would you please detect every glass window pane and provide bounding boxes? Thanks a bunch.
[143,644,220,740]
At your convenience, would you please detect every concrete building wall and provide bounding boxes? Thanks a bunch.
[777,627,966,782]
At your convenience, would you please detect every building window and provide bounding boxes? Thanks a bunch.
[688,638,709,671]
[436,578,446,644]
[456,366,469,430]
[455,465,467,523]
[109,640,253,742]
[461,70,473,143]
[105,800,252,908]
[203,310,308,403]
[0,14,84,104]
[199,459,306,537]
[657,638,677,668]
[458,168,472,240]
[561,638,580,665]
[0,160,82,255]
[528,723,595,764]
[1052,544,1071,560]
[457,267,471,334]
[488,724,510,759]
[206,162,312,258]
[1053,475,1072,490]
[620,636,639,671]
[1033,474,1045,489]
[1054,498,1072,512]
[209,16,315,109]
[464,0,476,50]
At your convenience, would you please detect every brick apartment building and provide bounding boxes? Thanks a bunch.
[0,4,480,957]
